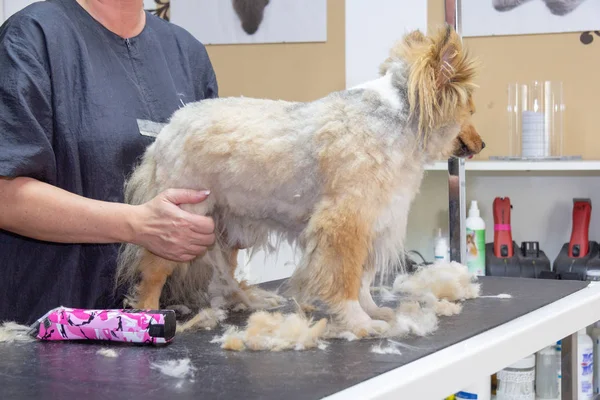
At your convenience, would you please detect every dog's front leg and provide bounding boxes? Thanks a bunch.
[291,199,390,337]
[359,267,396,322]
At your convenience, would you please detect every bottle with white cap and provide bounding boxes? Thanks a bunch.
[434,228,449,263]
[466,200,486,276]
[588,321,600,395]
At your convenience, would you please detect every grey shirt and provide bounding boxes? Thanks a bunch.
[0,0,218,324]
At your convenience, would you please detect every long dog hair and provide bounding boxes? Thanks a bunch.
[115,26,484,336]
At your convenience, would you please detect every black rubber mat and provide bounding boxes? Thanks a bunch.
[0,276,588,400]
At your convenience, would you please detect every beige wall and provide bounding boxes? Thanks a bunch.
[205,0,344,103]
[206,0,599,159]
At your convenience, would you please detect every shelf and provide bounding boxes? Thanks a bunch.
[425,160,600,172]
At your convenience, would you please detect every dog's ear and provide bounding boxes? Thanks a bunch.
[379,29,426,76]
[400,25,479,139]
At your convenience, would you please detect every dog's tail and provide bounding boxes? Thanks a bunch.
[114,145,161,304]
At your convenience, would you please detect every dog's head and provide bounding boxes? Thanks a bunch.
[381,26,485,158]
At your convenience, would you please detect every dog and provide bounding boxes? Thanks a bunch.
[115,25,485,337]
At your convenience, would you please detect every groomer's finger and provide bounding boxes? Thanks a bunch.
[187,214,215,235]
[188,234,215,247]
[185,244,207,255]
[163,188,210,206]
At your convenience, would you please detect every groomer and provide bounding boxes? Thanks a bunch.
[0,0,218,325]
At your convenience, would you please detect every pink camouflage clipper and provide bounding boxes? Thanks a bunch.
[28,306,176,345]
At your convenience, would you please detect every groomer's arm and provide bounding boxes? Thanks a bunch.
[0,176,215,262]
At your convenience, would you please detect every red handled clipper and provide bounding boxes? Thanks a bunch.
[493,197,513,258]
[568,198,592,258]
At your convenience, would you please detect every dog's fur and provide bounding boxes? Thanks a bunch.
[115,26,484,337]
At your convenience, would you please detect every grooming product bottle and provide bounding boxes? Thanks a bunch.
[466,200,486,276]
[434,228,449,262]
[589,321,600,394]
[578,328,594,399]
[536,345,559,399]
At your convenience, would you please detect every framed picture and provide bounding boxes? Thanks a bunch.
[461,0,600,37]
[169,0,327,45]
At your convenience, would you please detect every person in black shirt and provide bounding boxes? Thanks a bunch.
[0,0,218,324]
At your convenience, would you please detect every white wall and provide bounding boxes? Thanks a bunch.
[406,171,600,264]
[3,0,37,21]
[345,0,428,88]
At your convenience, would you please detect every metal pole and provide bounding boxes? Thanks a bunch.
[445,0,467,264]
[448,158,466,263]
[561,334,577,399]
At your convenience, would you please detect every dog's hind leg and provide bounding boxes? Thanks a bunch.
[132,250,177,310]
[290,199,389,337]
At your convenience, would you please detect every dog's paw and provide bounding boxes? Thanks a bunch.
[367,306,396,322]
[349,319,391,338]
[165,304,192,318]
[245,287,287,309]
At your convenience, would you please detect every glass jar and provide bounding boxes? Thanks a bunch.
[496,354,536,400]
[506,81,565,159]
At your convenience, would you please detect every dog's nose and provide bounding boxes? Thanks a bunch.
[481,142,486,149]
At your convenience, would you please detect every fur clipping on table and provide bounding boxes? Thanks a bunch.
[176,308,228,332]
[392,261,481,301]
[210,310,328,351]
[212,261,482,352]
[97,348,119,358]
[0,322,35,343]
[150,358,197,380]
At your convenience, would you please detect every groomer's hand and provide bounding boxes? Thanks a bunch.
[130,189,215,262]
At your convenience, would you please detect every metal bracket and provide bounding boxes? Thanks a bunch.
[448,158,467,263]
[445,0,466,264]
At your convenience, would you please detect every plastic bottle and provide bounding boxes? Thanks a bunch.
[536,345,559,399]
[434,228,449,263]
[466,200,486,276]
[589,322,600,395]
[578,328,594,399]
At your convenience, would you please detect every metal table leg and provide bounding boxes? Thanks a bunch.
[561,333,577,399]
[448,157,467,263]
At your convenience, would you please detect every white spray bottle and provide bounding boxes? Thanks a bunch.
[466,200,486,276]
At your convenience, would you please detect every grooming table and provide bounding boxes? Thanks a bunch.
[1,277,600,400]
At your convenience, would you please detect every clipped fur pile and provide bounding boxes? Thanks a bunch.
[0,322,34,343]
[209,261,483,352]
[210,310,328,351]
